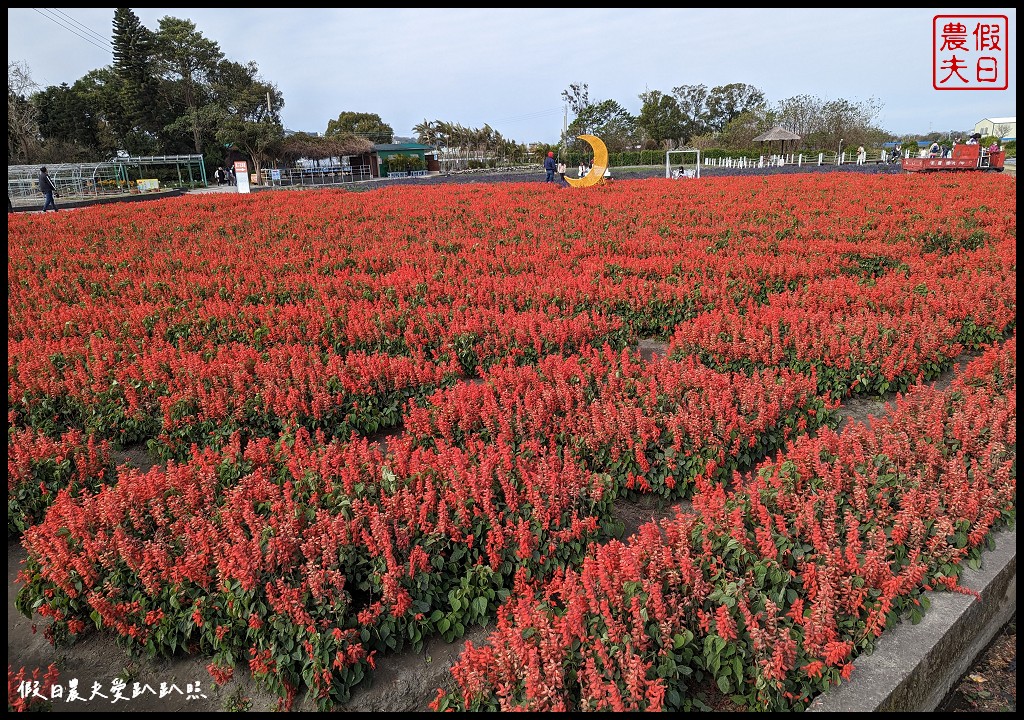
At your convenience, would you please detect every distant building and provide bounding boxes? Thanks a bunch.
[973,117,1015,141]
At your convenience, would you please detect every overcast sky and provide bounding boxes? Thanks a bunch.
[8,8,1017,143]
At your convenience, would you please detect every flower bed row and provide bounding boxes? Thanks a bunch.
[404,346,830,499]
[669,262,1015,399]
[435,337,1016,711]
[10,307,629,458]
[7,422,115,537]
[15,343,825,708]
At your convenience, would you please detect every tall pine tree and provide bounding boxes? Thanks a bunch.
[111,7,160,153]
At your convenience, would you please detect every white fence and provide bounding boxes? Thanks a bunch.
[259,166,373,187]
[702,149,905,170]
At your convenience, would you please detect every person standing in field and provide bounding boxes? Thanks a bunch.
[857,145,866,165]
[38,167,58,212]
[544,151,556,182]
[556,159,566,183]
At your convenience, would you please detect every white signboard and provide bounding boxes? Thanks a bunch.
[234,161,250,194]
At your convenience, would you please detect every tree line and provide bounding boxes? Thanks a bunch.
[8,10,985,178]
[7,10,387,180]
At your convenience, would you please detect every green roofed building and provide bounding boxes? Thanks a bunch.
[373,143,439,177]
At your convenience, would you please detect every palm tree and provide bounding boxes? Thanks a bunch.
[412,119,436,145]
[435,121,455,166]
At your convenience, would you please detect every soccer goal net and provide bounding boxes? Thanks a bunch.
[665,149,701,179]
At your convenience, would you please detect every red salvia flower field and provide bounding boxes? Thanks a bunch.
[7,172,1015,711]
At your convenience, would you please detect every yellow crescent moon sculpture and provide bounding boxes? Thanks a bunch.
[565,134,609,188]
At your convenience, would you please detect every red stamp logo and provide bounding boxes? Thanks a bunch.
[933,15,1009,90]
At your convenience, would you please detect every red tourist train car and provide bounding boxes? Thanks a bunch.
[901,143,1006,173]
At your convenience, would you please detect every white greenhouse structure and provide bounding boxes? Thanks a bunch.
[8,155,208,208]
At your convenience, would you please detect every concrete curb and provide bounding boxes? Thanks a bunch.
[10,188,186,212]
[809,525,1016,712]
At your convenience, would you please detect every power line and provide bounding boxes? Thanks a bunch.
[32,8,113,55]
[49,8,112,47]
